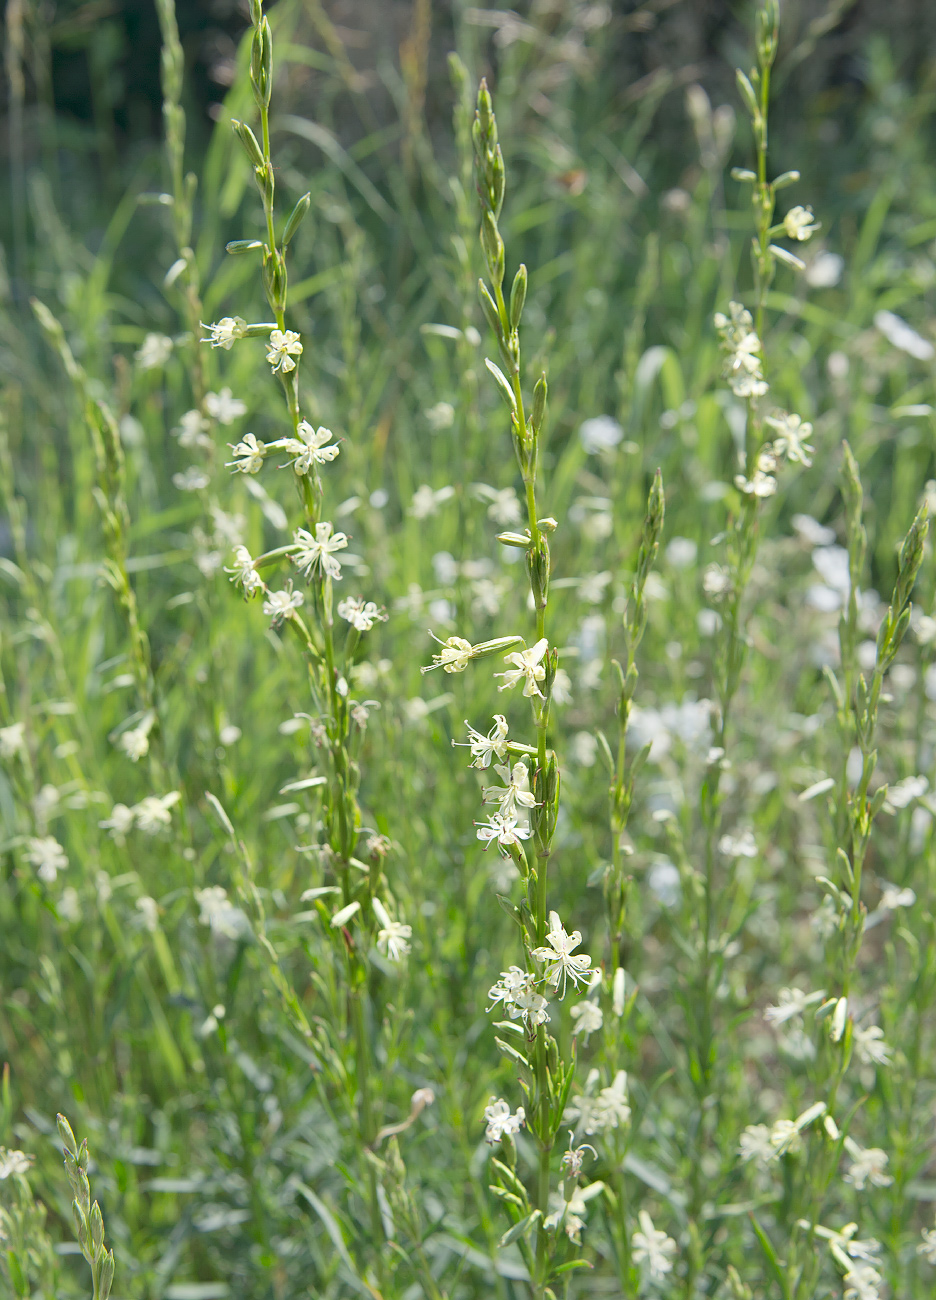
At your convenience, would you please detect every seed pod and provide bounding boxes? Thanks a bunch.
[282,192,311,247]
[531,373,547,434]
[231,119,264,167]
[509,264,527,331]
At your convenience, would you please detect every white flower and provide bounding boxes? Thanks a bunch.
[764,986,825,1025]
[225,545,265,599]
[425,634,474,673]
[770,1119,802,1157]
[132,791,181,835]
[739,1124,776,1164]
[175,409,211,449]
[735,446,779,498]
[281,421,339,475]
[194,885,249,939]
[337,597,387,632]
[457,714,510,769]
[0,1148,32,1179]
[475,483,521,525]
[292,522,348,581]
[483,761,537,820]
[263,583,304,627]
[715,302,769,399]
[266,328,303,373]
[531,911,596,997]
[878,883,915,910]
[410,484,455,519]
[205,387,246,425]
[579,415,623,454]
[373,898,411,961]
[592,1071,630,1130]
[118,725,150,762]
[497,638,549,698]
[475,811,532,857]
[484,1097,525,1144]
[810,1221,881,1263]
[99,803,135,841]
[843,1263,883,1300]
[703,563,731,598]
[632,1209,677,1281]
[570,1000,603,1042]
[487,967,550,1027]
[843,1138,893,1190]
[766,411,814,466]
[135,332,173,370]
[425,401,455,431]
[136,896,159,932]
[227,432,267,474]
[552,667,573,705]
[853,1025,892,1067]
[202,316,246,349]
[783,205,820,241]
[0,721,26,759]
[719,828,758,858]
[885,775,928,809]
[919,1224,936,1265]
[173,466,210,492]
[24,836,68,883]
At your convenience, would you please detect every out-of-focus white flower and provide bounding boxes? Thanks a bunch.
[266,328,303,373]
[783,205,820,240]
[632,1209,677,1281]
[227,432,267,474]
[373,898,412,961]
[132,791,181,835]
[205,387,246,425]
[842,1262,883,1300]
[410,484,455,519]
[853,1025,892,1067]
[764,986,825,1025]
[715,301,769,398]
[875,309,935,362]
[735,446,779,497]
[135,332,173,369]
[194,885,249,939]
[0,722,26,759]
[532,912,596,997]
[136,896,159,932]
[666,537,697,568]
[175,409,211,449]
[173,467,210,492]
[263,583,304,627]
[806,251,843,288]
[766,411,814,465]
[475,483,522,525]
[99,803,135,841]
[878,882,915,910]
[425,401,455,431]
[719,828,758,858]
[570,1000,603,1042]
[497,638,549,698]
[24,836,68,883]
[579,415,623,454]
[202,317,246,349]
[292,522,348,581]
[739,1124,776,1164]
[884,775,927,811]
[337,597,387,632]
[843,1138,893,1190]
[0,1148,33,1179]
[484,1097,525,1144]
[919,1223,936,1265]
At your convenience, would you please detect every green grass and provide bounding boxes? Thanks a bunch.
[2,1,936,1297]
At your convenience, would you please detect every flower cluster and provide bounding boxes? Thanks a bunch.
[714,301,768,399]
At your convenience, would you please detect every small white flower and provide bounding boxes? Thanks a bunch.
[475,483,522,525]
[263,583,304,627]
[487,967,549,1027]
[843,1138,893,1190]
[99,803,135,841]
[425,634,474,674]
[175,409,211,449]
[205,387,246,425]
[497,638,549,699]
[410,484,455,520]
[194,885,249,939]
[173,466,210,492]
[373,898,412,961]
[483,761,537,820]
[425,401,455,431]
[842,1263,883,1300]
[552,668,573,705]
[0,721,26,759]
[764,986,825,1025]
[24,836,68,883]
[457,714,509,769]
[227,432,267,474]
[570,1000,603,1042]
[0,1148,32,1179]
[136,896,159,932]
[484,1097,525,1144]
[783,205,820,241]
[132,791,181,835]
[631,1209,677,1282]
[531,911,596,997]
[475,811,532,857]
[266,328,303,373]
[135,332,173,370]
[715,302,769,399]
[918,1224,936,1265]
[739,1124,776,1164]
[766,411,815,466]
[225,545,264,599]
[735,446,779,498]
[337,596,387,632]
[281,421,339,475]
[579,415,623,454]
[119,725,150,762]
[292,522,348,581]
[878,883,915,910]
[202,316,246,349]
[718,828,758,858]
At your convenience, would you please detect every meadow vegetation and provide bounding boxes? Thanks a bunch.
[2,1,936,1297]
